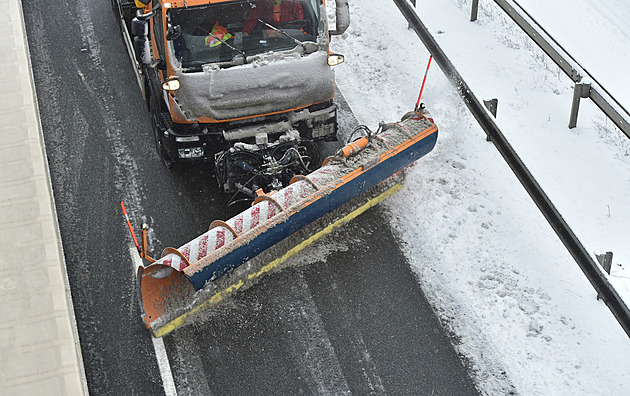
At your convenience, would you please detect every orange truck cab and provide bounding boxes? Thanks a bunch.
[112,0,350,196]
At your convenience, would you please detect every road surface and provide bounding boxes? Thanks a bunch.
[21,0,478,394]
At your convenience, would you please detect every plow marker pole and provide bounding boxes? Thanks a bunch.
[415,55,433,111]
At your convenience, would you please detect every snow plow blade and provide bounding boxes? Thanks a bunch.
[138,111,438,337]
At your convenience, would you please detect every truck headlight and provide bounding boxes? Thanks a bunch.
[327,53,345,67]
[162,77,180,92]
[178,147,203,159]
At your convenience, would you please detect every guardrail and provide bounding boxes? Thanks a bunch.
[470,0,630,139]
[393,0,630,338]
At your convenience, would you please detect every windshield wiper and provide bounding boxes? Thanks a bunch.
[257,19,316,53]
[205,30,248,63]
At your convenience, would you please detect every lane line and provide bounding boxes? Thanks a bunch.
[151,337,178,396]
[130,245,178,396]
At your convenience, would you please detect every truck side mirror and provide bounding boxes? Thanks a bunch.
[329,0,350,36]
[166,23,181,40]
[132,17,152,66]
[133,36,152,66]
[131,17,149,37]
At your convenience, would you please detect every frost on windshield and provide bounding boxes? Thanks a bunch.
[170,0,324,70]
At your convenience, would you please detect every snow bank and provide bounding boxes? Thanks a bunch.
[330,0,630,394]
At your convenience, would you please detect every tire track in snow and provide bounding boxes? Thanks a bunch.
[164,265,352,395]
[75,0,147,228]
[24,0,165,393]
[274,270,352,395]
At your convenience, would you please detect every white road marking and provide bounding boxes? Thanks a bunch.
[151,337,178,396]
[129,244,178,396]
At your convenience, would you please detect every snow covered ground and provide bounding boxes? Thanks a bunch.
[329,0,630,394]
[517,0,630,109]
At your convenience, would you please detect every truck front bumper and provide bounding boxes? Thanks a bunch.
[161,100,338,162]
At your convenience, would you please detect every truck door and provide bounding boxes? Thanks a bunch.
[150,3,166,82]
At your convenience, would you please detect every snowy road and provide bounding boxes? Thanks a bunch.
[20,0,630,393]
[21,0,479,394]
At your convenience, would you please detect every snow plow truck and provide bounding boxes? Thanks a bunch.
[114,0,440,337]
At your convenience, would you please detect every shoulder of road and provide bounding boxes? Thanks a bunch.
[0,0,87,395]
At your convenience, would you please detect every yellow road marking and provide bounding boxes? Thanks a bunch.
[153,183,403,338]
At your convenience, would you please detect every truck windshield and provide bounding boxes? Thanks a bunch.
[169,0,323,70]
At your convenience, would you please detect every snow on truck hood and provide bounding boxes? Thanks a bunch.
[172,50,335,121]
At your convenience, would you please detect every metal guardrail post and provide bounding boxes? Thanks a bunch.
[493,0,630,138]
[569,83,591,129]
[471,0,479,22]
[392,0,630,338]
[484,98,498,117]
[596,252,614,275]
[596,252,614,301]
[484,99,498,141]
[568,80,630,138]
